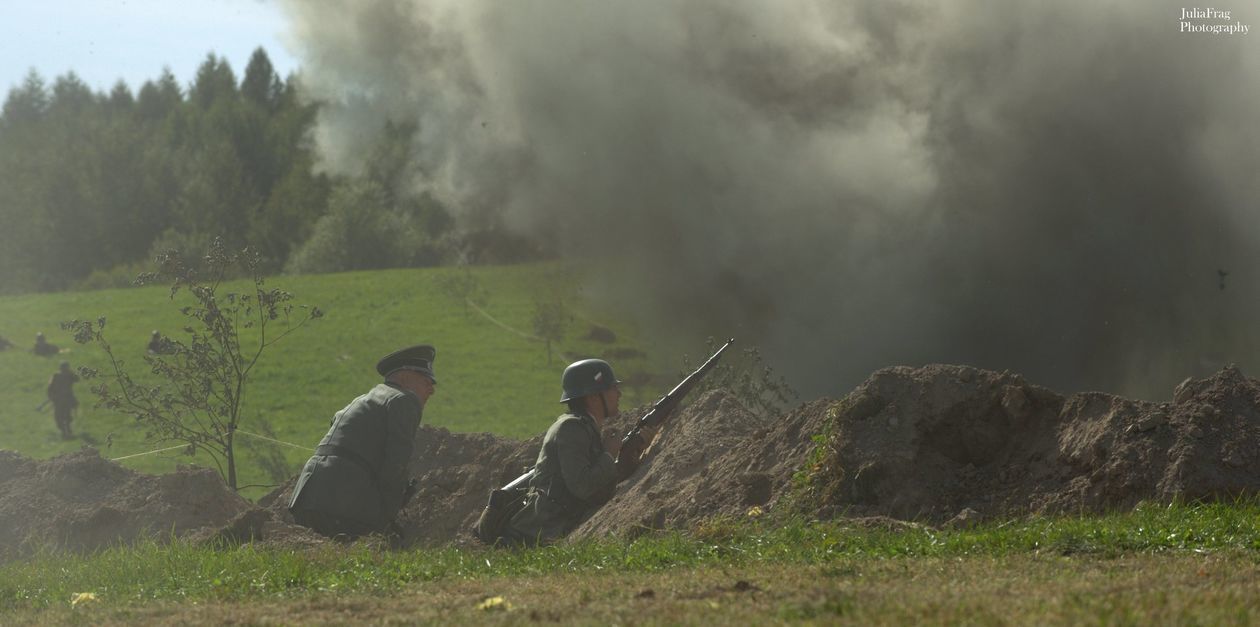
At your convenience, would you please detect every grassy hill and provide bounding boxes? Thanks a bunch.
[0,262,670,498]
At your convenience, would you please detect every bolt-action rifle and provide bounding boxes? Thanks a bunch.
[611,337,735,477]
[500,337,735,490]
[473,338,735,544]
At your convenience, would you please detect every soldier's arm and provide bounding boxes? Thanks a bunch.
[379,394,423,519]
[555,420,617,502]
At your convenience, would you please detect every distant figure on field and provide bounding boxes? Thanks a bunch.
[32,332,59,356]
[47,361,79,439]
[289,344,437,540]
[0,335,13,351]
[147,330,171,355]
[500,358,656,546]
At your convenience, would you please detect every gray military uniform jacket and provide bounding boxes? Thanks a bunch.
[289,382,423,532]
[506,412,618,545]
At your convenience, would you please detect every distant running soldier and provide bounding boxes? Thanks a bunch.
[502,358,656,546]
[46,361,79,439]
[32,332,59,356]
[289,344,437,540]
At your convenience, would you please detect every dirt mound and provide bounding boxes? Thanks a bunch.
[261,425,544,547]
[0,448,254,560]
[809,364,1260,523]
[571,391,830,539]
[13,364,1258,556]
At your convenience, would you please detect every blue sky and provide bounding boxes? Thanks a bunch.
[0,0,297,95]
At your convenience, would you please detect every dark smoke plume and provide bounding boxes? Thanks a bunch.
[282,0,1260,399]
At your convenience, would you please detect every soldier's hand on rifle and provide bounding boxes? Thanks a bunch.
[602,431,622,458]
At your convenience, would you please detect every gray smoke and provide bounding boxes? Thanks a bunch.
[281,0,1260,399]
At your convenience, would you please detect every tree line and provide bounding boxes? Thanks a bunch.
[0,48,536,295]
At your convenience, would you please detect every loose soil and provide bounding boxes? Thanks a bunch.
[809,364,1260,524]
[4,364,1260,558]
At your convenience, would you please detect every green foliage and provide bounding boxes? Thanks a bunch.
[0,51,332,294]
[284,121,454,275]
[71,260,155,292]
[435,265,488,317]
[787,406,838,507]
[0,262,659,497]
[681,337,798,415]
[284,180,448,274]
[0,50,505,294]
[62,240,322,490]
[531,299,571,365]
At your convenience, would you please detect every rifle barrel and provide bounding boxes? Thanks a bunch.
[634,338,734,432]
[503,470,533,491]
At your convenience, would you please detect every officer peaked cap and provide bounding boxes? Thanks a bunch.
[376,344,437,382]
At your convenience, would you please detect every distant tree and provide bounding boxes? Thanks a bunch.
[299,120,455,271]
[285,180,392,273]
[106,80,134,115]
[365,119,418,206]
[65,239,322,490]
[241,47,282,109]
[48,73,94,114]
[0,54,340,293]
[532,298,571,365]
[1,70,49,128]
[189,53,238,109]
[436,265,488,317]
[0,71,50,292]
[135,69,182,121]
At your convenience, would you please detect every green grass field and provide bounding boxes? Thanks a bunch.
[0,262,671,498]
[8,265,1260,624]
[4,503,1260,624]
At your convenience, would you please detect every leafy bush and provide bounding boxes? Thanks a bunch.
[72,260,155,291]
[285,181,452,274]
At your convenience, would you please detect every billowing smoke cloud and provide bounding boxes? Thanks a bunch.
[281,0,1260,399]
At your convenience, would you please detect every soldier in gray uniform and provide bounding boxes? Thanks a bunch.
[289,344,437,540]
[47,361,79,439]
[503,358,656,546]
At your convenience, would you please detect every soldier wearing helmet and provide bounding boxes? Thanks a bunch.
[32,332,59,356]
[289,344,437,540]
[503,358,656,545]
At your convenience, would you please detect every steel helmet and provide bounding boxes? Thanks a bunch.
[559,359,620,402]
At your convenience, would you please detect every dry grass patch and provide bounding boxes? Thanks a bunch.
[12,553,1260,625]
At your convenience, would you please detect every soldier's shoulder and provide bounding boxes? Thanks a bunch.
[368,382,404,400]
[551,413,596,438]
[375,382,422,410]
[555,413,588,427]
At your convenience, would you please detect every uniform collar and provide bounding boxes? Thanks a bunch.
[383,380,422,403]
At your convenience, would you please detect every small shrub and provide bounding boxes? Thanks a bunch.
[680,337,798,415]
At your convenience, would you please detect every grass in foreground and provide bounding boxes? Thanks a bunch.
[4,502,1260,624]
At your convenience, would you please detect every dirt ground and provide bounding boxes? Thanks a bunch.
[809,364,1260,524]
[0,448,255,561]
[4,364,1260,558]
